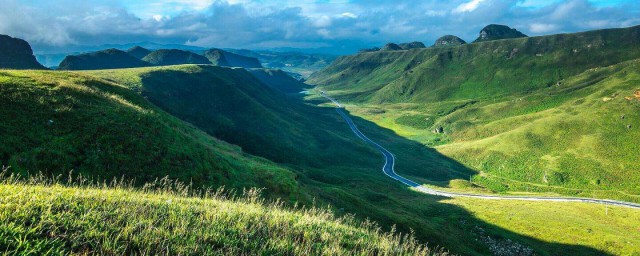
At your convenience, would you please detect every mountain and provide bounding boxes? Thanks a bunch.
[142,49,211,66]
[0,69,298,197]
[473,24,527,42]
[247,68,309,93]
[126,46,152,59]
[204,48,263,68]
[399,41,427,50]
[225,49,336,78]
[308,25,640,200]
[381,43,403,51]
[433,35,466,47]
[57,49,150,70]
[0,34,47,69]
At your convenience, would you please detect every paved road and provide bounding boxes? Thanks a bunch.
[320,92,640,209]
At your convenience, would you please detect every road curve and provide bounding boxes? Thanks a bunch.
[320,92,640,209]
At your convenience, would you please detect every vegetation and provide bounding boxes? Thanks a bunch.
[473,24,527,42]
[126,46,152,60]
[142,49,211,66]
[309,25,640,201]
[0,69,299,199]
[203,49,263,68]
[0,173,436,255]
[225,49,336,78]
[57,49,150,70]
[247,68,310,93]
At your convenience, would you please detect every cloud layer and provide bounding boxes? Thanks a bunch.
[0,0,638,53]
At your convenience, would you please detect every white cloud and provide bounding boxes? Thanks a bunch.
[529,23,558,33]
[341,12,357,19]
[453,0,486,13]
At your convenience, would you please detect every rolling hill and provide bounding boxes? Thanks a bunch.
[57,49,150,70]
[126,46,152,59]
[0,69,298,198]
[307,25,640,200]
[0,34,47,70]
[204,48,263,68]
[142,49,212,66]
[247,68,309,93]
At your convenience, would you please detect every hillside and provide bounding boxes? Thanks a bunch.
[247,68,309,93]
[142,49,211,66]
[126,46,152,59]
[226,49,336,78]
[0,69,298,198]
[0,181,433,255]
[0,35,47,70]
[57,49,150,70]
[307,25,640,200]
[204,49,263,68]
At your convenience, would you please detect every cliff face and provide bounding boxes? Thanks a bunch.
[0,35,47,69]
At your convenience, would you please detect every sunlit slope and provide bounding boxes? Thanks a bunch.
[435,59,640,199]
[0,181,434,255]
[309,25,640,103]
[0,70,298,198]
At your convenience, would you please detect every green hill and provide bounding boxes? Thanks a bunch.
[307,25,640,200]
[142,49,211,66]
[226,49,336,78]
[0,181,433,255]
[247,68,309,93]
[0,35,47,70]
[0,69,298,198]
[126,46,152,59]
[204,48,263,68]
[57,49,150,70]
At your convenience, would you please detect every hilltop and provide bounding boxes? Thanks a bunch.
[0,35,46,69]
[142,49,212,66]
[126,46,152,59]
[433,35,466,47]
[204,48,263,68]
[473,24,527,42]
[57,49,150,70]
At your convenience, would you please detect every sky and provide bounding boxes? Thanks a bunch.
[1,0,639,54]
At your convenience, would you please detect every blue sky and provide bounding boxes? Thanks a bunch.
[1,0,639,53]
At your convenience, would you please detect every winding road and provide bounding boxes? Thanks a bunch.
[320,91,640,209]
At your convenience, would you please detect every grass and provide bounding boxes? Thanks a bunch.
[0,69,299,200]
[0,171,437,255]
[443,197,640,256]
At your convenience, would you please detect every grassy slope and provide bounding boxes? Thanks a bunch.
[247,68,310,94]
[0,180,433,255]
[0,70,298,199]
[307,25,640,200]
[309,25,640,103]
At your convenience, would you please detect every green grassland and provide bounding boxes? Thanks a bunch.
[308,25,640,201]
[0,176,434,255]
[3,65,639,255]
[0,69,299,199]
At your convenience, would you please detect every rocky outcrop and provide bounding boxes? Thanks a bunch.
[433,35,467,47]
[0,34,47,69]
[473,24,527,43]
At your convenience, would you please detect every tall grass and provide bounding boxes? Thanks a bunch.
[0,167,443,255]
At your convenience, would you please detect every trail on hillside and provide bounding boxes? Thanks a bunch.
[320,91,640,209]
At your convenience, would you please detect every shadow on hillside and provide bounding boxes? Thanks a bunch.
[302,100,611,255]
